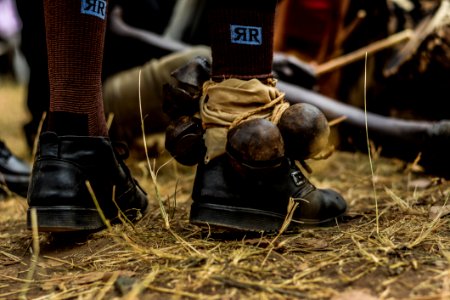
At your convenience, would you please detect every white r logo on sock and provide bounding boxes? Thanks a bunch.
[230,25,262,45]
[81,0,107,20]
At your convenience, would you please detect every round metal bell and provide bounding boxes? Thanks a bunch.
[165,116,205,166]
[278,103,330,160]
[226,118,285,177]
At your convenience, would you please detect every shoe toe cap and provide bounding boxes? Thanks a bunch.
[295,188,347,223]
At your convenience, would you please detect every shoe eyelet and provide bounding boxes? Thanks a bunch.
[291,170,305,186]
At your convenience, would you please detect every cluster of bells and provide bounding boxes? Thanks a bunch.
[163,57,330,174]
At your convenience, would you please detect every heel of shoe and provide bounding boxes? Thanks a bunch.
[189,202,286,232]
[27,206,105,232]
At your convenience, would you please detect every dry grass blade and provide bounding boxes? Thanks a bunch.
[261,198,299,267]
[138,69,170,230]
[363,52,380,236]
[350,235,383,265]
[328,115,348,127]
[0,288,30,299]
[94,271,119,300]
[146,284,208,299]
[407,193,450,249]
[137,68,201,257]
[212,276,308,298]
[0,250,26,266]
[20,208,39,300]
[385,187,411,212]
[272,197,299,243]
[123,267,159,300]
[31,111,47,163]
[42,255,89,271]
[86,180,112,230]
[0,274,33,283]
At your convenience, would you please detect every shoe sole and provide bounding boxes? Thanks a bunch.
[190,202,343,232]
[26,205,149,233]
[27,206,106,232]
[190,202,288,232]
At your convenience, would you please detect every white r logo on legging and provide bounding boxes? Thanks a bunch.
[81,0,107,20]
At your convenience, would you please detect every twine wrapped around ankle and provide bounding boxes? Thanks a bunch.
[200,78,290,163]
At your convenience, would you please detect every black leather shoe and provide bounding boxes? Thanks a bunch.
[0,140,31,198]
[27,132,148,232]
[190,155,347,232]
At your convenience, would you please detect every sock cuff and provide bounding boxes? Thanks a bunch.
[48,111,90,136]
[208,0,277,80]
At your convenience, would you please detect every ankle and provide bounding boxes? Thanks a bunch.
[47,111,108,137]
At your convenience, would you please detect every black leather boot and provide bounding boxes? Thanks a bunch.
[190,155,347,232]
[27,132,148,232]
[0,140,31,198]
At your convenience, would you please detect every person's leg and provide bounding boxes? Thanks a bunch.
[26,0,148,232]
[187,0,347,232]
[45,0,107,136]
[208,0,275,81]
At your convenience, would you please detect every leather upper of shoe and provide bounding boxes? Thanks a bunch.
[27,132,147,217]
[293,188,347,223]
[192,155,346,223]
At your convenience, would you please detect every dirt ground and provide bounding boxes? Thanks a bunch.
[1,82,450,300]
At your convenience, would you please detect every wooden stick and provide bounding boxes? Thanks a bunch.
[384,0,450,76]
[315,29,414,76]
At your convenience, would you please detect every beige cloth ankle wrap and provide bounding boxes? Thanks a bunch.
[103,46,211,141]
[200,78,289,164]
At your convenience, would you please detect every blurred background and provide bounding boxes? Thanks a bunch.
[0,0,448,162]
